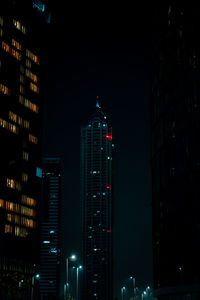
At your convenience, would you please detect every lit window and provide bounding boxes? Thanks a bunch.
[30,82,39,94]
[26,49,40,64]
[20,75,25,84]
[13,19,27,34]
[23,151,29,161]
[21,195,36,207]
[0,199,5,208]
[6,178,21,191]
[29,134,38,144]
[0,28,3,37]
[0,83,10,95]
[2,41,10,53]
[20,85,25,94]
[22,172,28,182]
[11,48,21,60]
[26,59,32,68]
[19,95,39,113]
[12,39,22,50]
[5,224,13,234]
[0,118,19,134]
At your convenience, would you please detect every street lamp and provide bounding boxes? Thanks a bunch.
[121,286,126,300]
[64,254,77,300]
[130,276,136,300]
[76,265,83,300]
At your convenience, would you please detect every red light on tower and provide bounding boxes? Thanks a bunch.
[106,185,111,190]
[106,229,112,233]
[106,135,112,141]
[97,96,99,99]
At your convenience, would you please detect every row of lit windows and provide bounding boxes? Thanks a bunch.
[26,59,32,68]
[7,213,35,228]
[25,69,39,83]
[9,111,29,129]
[19,95,39,113]
[29,133,38,144]
[26,49,39,65]
[21,194,36,207]
[13,19,27,34]
[0,199,36,217]
[30,82,39,94]
[0,83,10,95]
[5,224,28,237]
[23,151,29,161]
[2,41,22,60]
[7,178,21,191]
[0,118,18,134]
[12,39,22,50]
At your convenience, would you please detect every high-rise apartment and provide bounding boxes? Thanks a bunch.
[0,1,49,297]
[39,158,62,300]
[81,100,113,300]
[151,4,200,300]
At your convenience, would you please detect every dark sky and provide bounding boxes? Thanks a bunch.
[42,2,164,298]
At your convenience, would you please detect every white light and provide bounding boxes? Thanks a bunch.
[70,254,76,260]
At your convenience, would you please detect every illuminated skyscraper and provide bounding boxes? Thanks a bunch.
[39,158,62,300]
[151,4,200,300]
[0,1,49,298]
[81,100,113,300]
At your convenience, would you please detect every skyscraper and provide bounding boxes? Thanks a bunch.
[0,1,49,298]
[151,4,200,300]
[81,100,113,300]
[39,158,62,300]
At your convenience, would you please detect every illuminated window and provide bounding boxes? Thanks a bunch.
[23,151,29,161]
[22,173,28,182]
[6,178,21,191]
[21,195,36,207]
[9,111,29,129]
[11,48,21,60]
[5,224,13,234]
[20,85,25,94]
[12,39,22,50]
[29,134,38,144]
[19,95,39,113]
[0,83,10,95]
[0,118,18,134]
[26,59,32,68]
[0,199,5,208]
[0,28,3,37]
[26,49,40,64]
[13,19,27,34]
[26,69,39,83]
[30,82,39,94]
[2,41,10,53]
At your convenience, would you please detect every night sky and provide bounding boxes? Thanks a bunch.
[42,2,164,298]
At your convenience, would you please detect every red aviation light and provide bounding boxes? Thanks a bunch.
[106,185,111,190]
[106,134,112,141]
[106,229,112,233]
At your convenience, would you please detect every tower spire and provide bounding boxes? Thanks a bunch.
[96,96,101,109]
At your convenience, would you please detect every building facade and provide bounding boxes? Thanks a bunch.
[81,101,113,300]
[39,158,62,299]
[0,1,49,298]
[151,4,200,300]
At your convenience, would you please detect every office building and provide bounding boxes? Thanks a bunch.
[0,1,49,298]
[81,100,113,300]
[39,158,62,299]
[151,4,200,300]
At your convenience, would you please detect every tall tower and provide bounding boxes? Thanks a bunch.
[151,4,200,300]
[81,100,113,300]
[0,1,49,298]
[39,158,62,300]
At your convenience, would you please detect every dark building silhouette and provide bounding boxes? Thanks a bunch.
[81,100,113,300]
[39,158,62,300]
[0,1,49,298]
[151,4,200,300]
